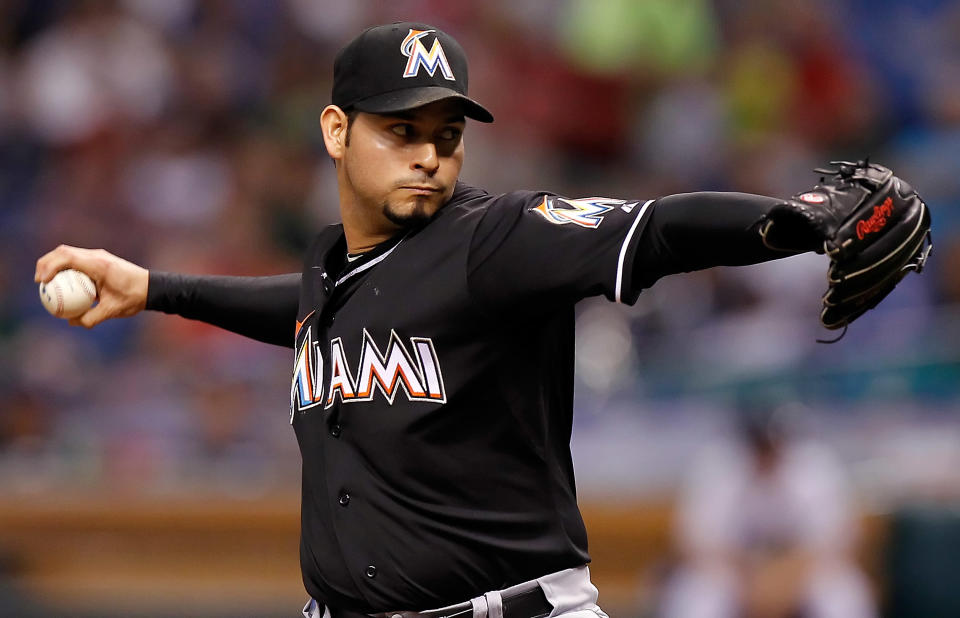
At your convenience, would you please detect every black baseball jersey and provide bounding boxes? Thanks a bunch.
[290,182,654,611]
[146,185,786,613]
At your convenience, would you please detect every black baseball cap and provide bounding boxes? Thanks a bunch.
[331,22,494,123]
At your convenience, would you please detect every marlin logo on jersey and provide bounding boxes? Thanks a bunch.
[290,324,324,421]
[401,29,455,80]
[531,196,626,228]
[290,327,446,421]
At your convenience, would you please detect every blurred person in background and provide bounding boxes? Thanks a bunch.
[659,401,876,618]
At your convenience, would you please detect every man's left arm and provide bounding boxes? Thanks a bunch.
[632,161,932,332]
[466,190,786,312]
[467,162,930,331]
[629,191,794,291]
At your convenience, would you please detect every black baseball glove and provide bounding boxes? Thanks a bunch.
[759,160,932,336]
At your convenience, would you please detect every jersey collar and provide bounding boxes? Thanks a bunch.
[335,229,410,288]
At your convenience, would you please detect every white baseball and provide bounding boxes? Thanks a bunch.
[39,269,98,319]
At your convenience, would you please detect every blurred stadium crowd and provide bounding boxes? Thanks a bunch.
[1,0,959,515]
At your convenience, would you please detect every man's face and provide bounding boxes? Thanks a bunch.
[340,99,465,230]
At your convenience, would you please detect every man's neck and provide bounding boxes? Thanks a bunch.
[338,188,406,254]
[340,207,409,255]
[344,233,394,254]
[339,213,400,254]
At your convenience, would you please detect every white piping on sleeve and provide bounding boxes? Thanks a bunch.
[615,199,654,303]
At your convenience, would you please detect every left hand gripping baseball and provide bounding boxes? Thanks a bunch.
[759,160,932,331]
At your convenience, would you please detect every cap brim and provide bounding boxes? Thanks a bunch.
[351,86,494,123]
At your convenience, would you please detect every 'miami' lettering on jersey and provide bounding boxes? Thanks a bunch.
[291,326,325,422]
[291,326,446,418]
[327,329,446,407]
[531,196,624,228]
[327,336,357,403]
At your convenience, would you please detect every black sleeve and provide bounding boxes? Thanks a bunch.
[146,272,301,348]
[466,190,803,311]
[467,190,657,311]
[631,191,800,290]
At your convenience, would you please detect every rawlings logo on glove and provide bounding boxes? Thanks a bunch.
[856,198,893,239]
[759,159,932,339]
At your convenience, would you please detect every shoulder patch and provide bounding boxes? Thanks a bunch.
[530,196,624,229]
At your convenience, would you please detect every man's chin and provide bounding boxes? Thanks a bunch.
[382,199,440,227]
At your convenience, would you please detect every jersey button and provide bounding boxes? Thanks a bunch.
[330,424,342,438]
[338,492,350,506]
[365,565,377,579]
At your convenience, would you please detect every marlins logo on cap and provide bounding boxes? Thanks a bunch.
[401,29,455,80]
[330,22,494,123]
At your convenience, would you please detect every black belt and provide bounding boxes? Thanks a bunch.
[327,585,553,618]
[501,586,553,618]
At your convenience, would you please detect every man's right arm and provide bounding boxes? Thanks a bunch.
[35,245,300,349]
[148,271,300,348]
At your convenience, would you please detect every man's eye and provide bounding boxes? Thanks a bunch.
[439,128,461,141]
[391,124,412,137]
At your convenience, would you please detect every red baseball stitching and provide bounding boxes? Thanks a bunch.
[55,283,64,316]
[76,272,96,299]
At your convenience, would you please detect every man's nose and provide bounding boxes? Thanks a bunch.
[412,142,439,174]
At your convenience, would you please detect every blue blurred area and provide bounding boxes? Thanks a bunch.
[0,0,958,504]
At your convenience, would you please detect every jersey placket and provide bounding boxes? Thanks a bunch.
[318,265,389,603]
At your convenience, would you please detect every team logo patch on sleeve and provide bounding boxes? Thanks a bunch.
[531,196,626,229]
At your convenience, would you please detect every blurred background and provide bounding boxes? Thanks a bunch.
[1,0,959,616]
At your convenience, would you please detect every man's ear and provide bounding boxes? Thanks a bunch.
[320,105,349,160]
